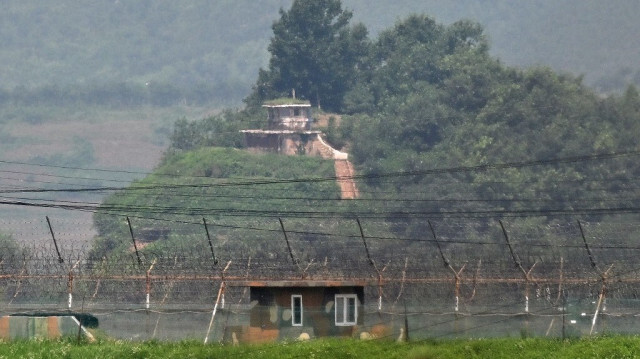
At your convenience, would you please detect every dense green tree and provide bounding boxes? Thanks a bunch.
[104,9,640,261]
[340,15,495,158]
[2,1,640,109]
[167,109,258,154]
[348,15,491,113]
[246,0,370,112]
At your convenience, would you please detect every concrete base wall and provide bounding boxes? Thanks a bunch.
[243,132,325,157]
[0,316,82,340]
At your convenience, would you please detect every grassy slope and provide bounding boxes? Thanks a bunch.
[91,147,343,258]
[2,337,640,359]
[0,105,212,245]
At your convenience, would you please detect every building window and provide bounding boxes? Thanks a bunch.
[335,294,357,326]
[292,295,303,326]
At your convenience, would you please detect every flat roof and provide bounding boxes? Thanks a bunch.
[240,130,321,134]
[263,98,311,107]
[227,279,373,287]
[262,103,312,108]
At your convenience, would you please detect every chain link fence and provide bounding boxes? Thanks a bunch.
[2,217,640,341]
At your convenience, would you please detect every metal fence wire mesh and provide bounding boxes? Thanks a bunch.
[3,217,640,341]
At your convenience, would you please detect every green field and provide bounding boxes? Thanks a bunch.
[2,337,640,359]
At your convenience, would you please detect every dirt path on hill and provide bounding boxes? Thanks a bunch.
[334,159,358,199]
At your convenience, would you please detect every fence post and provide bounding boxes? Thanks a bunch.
[428,220,465,313]
[402,299,409,342]
[152,256,179,339]
[204,260,231,344]
[46,216,64,263]
[356,218,383,310]
[278,218,298,265]
[91,257,107,301]
[578,220,612,335]
[392,258,408,310]
[203,218,219,265]
[67,270,73,309]
[546,257,564,337]
[499,220,537,313]
[8,256,28,305]
[562,289,567,340]
[279,218,305,280]
[67,260,81,309]
[590,265,612,335]
[126,216,142,266]
[146,259,157,310]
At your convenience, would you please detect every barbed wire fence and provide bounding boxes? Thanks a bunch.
[3,216,640,341]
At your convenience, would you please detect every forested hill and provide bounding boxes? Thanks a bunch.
[0,1,289,106]
[1,1,639,107]
[91,2,640,260]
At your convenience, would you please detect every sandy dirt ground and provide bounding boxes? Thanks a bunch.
[0,107,210,247]
[6,119,165,169]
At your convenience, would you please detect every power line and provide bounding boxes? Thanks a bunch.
[2,148,639,194]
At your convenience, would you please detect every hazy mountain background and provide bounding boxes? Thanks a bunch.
[1,0,639,104]
[348,0,640,93]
